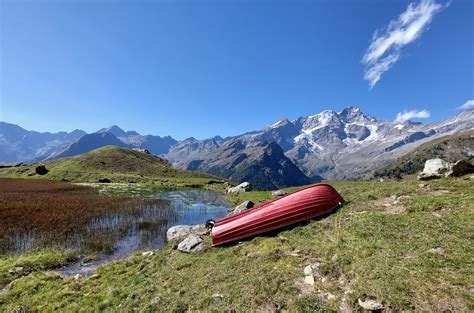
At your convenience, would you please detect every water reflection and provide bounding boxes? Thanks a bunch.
[59,190,229,275]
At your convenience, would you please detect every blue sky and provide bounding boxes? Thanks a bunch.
[0,0,472,139]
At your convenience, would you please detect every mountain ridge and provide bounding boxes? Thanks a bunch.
[1,107,472,181]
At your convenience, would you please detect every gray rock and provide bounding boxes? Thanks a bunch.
[228,200,254,216]
[132,148,151,154]
[446,160,474,177]
[141,251,153,257]
[358,298,383,311]
[35,164,48,175]
[422,158,451,175]
[271,190,287,196]
[177,234,206,253]
[166,224,206,241]
[303,275,315,286]
[227,182,252,194]
[429,247,445,255]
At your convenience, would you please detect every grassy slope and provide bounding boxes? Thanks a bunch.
[371,130,474,179]
[1,178,473,311]
[0,146,226,188]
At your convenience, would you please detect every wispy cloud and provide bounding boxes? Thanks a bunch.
[458,100,474,111]
[362,0,446,88]
[395,109,430,122]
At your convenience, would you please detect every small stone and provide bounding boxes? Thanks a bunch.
[271,190,287,197]
[142,251,153,257]
[429,247,445,255]
[311,262,321,269]
[303,265,313,276]
[73,274,82,280]
[90,274,101,279]
[278,235,289,242]
[419,183,427,188]
[303,275,315,286]
[284,249,300,257]
[358,298,384,311]
[327,293,336,300]
[212,293,224,298]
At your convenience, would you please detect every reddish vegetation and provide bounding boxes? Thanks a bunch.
[0,178,165,254]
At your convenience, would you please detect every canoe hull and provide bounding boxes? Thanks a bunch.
[211,184,344,246]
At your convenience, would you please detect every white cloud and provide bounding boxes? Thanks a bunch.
[362,0,445,88]
[395,109,430,122]
[458,100,474,111]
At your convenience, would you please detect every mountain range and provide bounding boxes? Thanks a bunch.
[1,107,472,188]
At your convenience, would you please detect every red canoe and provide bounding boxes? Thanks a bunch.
[209,184,344,246]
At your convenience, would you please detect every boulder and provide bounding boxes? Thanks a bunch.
[227,182,252,194]
[35,164,48,175]
[271,190,287,197]
[177,234,206,253]
[446,160,474,177]
[166,224,206,241]
[228,201,254,216]
[358,298,383,311]
[417,158,451,180]
[423,158,450,175]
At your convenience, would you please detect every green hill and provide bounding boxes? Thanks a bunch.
[0,145,225,188]
[371,130,474,179]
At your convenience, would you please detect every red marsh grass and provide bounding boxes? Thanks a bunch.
[0,178,168,254]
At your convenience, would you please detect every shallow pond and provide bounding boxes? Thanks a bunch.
[57,190,229,275]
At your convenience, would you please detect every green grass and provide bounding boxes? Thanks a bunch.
[1,178,473,311]
[0,146,228,190]
[0,250,77,288]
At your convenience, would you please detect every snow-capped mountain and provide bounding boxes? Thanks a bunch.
[167,107,474,180]
[1,107,472,180]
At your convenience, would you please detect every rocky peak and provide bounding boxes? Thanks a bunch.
[97,125,127,137]
[339,107,376,124]
[299,110,342,131]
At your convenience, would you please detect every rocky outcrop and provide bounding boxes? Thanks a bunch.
[418,158,474,180]
[166,224,207,242]
[177,234,206,253]
[183,139,311,190]
[228,200,254,216]
[418,158,450,180]
[227,182,252,194]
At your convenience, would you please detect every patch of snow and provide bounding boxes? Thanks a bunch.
[394,124,405,130]
[268,119,286,129]
[363,124,379,142]
[294,132,324,152]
